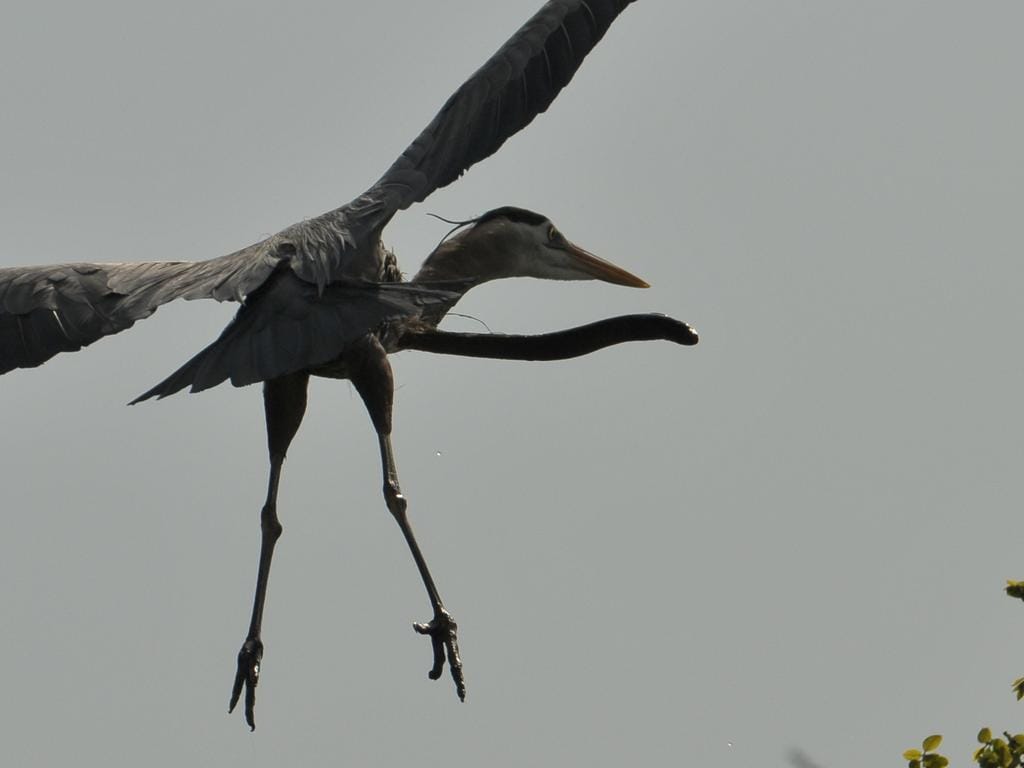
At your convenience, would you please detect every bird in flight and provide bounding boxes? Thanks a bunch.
[0,0,697,729]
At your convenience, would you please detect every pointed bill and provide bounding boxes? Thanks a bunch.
[565,242,650,288]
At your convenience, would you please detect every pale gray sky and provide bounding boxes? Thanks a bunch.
[1,1,1022,766]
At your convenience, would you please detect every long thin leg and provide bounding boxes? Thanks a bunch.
[229,371,309,730]
[347,335,465,701]
[378,432,464,698]
[398,313,698,360]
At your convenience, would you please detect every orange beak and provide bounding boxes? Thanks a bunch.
[564,242,650,288]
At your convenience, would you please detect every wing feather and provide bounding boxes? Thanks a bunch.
[0,243,281,375]
[358,0,637,215]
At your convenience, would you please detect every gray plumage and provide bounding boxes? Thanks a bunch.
[0,0,636,382]
[0,0,701,730]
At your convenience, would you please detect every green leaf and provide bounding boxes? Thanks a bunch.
[910,761,921,768]
[1014,678,1024,700]
[994,740,1012,767]
[923,735,943,752]
[904,749,924,761]
[980,728,994,743]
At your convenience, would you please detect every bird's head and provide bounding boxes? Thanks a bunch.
[413,207,649,288]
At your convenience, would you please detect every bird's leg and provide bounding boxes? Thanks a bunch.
[398,314,698,361]
[346,335,465,702]
[229,371,309,730]
[378,431,464,698]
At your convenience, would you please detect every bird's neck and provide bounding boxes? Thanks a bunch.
[411,235,522,287]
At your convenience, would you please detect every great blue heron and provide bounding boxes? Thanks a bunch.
[0,0,697,729]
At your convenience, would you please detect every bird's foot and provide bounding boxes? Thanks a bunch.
[229,637,263,731]
[413,608,465,701]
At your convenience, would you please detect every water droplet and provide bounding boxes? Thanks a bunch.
[435,451,443,457]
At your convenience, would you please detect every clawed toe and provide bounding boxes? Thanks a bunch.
[413,609,465,701]
[229,638,263,731]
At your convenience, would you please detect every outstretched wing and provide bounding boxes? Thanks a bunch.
[1,0,638,377]
[303,0,639,286]
[0,243,280,375]
[354,0,638,218]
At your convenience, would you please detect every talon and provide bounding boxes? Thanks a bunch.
[229,638,264,731]
[413,609,466,701]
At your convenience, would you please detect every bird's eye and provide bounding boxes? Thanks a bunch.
[547,226,558,242]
